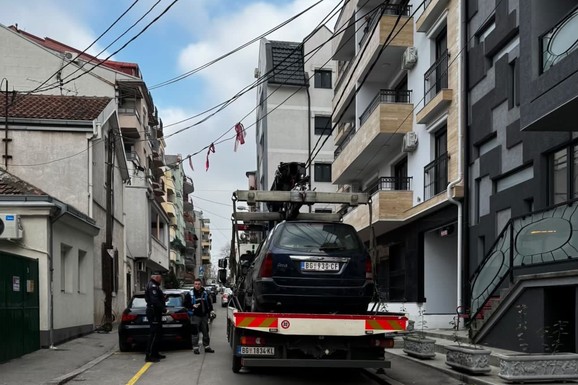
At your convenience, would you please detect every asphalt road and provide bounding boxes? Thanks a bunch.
[65,298,469,385]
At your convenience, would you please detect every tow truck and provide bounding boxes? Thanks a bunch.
[224,174,408,373]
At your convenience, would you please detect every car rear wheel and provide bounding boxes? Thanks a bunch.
[119,338,131,352]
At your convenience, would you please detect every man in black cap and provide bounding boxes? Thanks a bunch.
[144,272,166,362]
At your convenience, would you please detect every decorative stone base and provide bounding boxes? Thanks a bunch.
[497,353,578,383]
[445,345,491,374]
[403,336,436,359]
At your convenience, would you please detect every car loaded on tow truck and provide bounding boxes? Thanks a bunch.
[219,162,408,373]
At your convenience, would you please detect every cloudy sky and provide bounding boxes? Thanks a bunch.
[1,0,340,261]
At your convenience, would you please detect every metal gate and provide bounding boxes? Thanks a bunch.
[0,252,39,363]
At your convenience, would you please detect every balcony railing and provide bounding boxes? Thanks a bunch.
[541,7,578,72]
[364,176,413,195]
[359,89,412,126]
[334,128,356,159]
[424,153,448,200]
[424,50,449,104]
[469,199,578,324]
[335,60,353,91]
[359,4,413,48]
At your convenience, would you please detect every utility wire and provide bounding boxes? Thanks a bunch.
[49,0,164,90]
[165,0,382,168]
[149,0,327,90]
[341,0,506,175]
[24,0,141,96]
[162,0,349,139]
[32,0,180,94]
[306,0,412,168]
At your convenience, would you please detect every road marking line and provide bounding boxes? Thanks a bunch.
[126,362,152,385]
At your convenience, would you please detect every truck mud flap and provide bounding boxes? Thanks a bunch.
[241,358,391,369]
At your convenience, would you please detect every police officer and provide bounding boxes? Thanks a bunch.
[144,272,166,362]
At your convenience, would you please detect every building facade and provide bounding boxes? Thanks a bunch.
[466,0,578,351]
[0,24,169,329]
[255,26,337,213]
[332,0,464,327]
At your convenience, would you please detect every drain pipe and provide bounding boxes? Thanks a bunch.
[447,1,466,311]
[49,206,66,349]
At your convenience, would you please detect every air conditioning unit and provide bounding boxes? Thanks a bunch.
[401,47,418,70]
[402,131,418,152]
[0,214,23,239]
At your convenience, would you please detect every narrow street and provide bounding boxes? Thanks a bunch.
[64,301,468,385]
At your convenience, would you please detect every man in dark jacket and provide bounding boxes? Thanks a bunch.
[187,278,215,354]
[144,272,166,362]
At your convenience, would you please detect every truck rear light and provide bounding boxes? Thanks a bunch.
[240,336,266,345]
[171,312,190,321]
[365,257,373,280]
[121,313,137,322]
[258,252,273,278]
[370,338,394,348]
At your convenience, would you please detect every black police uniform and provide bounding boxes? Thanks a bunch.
[144,278,165,361]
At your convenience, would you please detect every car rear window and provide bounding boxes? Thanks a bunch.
[131,297,147,308]
[276,222,362,251]
[166,295,183,307]
[130,294,183,308]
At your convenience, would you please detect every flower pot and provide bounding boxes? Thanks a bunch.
[497,352,578,383]
[445,345,491,374]
[403,335,436,359]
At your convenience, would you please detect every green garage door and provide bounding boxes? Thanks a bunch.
[0,252,39,363]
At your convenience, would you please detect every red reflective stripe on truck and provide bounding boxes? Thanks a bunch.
[236,315,278,328]
[365,318,406,331]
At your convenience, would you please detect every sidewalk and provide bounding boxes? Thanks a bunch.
[0,328,118,385]
[368,329,578,385]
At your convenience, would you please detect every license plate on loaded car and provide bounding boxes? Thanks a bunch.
[237,346,275,355]
[301,261,340,271]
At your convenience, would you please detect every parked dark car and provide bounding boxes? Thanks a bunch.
[118,289,192,351]
[241,220,374,314]
[204,284,218,304]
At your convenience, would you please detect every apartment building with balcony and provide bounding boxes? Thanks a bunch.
[332,0,464,327]
[255,26,337,212]
[182,177,196,283]
[191,210,211,281]
[165,155,189,281]
[465,0,578,351]
[0,24,170,323]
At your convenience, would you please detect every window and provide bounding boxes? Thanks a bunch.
[78,250,87,293]
[550,144,578,204]
[61,244,72,293]
[509,59,519,109]
[314,116,332,135]
[314,69,332,89]
[314,163,331,182]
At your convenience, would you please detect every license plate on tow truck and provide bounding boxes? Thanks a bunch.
[237,346,275,355]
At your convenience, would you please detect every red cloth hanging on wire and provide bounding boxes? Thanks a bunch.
[234,122,245,152]
[206,143,215,171]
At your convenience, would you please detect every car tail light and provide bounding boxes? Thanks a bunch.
[121,313,137,322]
[258,252,273,278]
[370,338,394,348]
[170,312,190,321]
[365,257,373,280]
[240,336,266,345]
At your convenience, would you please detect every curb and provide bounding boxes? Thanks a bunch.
[45,349,117,385]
